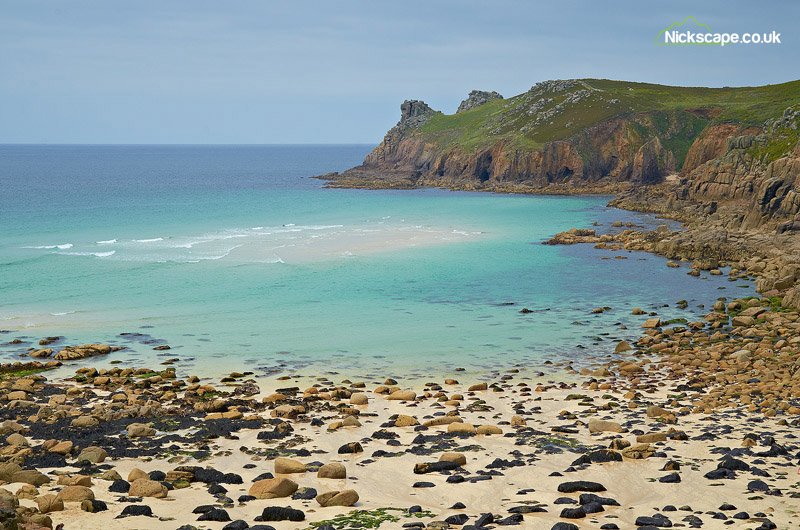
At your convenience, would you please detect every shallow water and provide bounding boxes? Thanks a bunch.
[0,145,754,376]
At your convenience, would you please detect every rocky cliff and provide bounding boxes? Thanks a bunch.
[323,79,800,219]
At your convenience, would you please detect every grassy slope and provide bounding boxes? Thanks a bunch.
[419,79,800,153]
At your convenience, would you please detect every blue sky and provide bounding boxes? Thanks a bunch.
[1,0,797,143]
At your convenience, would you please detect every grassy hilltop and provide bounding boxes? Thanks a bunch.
[419,79,800,155]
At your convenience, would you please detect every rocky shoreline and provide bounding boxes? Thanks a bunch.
[2,277,799,530]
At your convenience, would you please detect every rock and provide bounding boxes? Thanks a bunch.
[11,470,50,487]
[552,524,580,530]
[128,468,149,482]
[249,477,298,499]
[48,441,73,455]
[387,390,416,401]
[614,340,632,353]
[468,382,488,391]
[457,90,503,113]
[0,463,21,483]
[349,393,369,405]
[747,479,770,492]
[292,486,317,500]
[659,472,681,483]
[337,442,363,454]
[55,343,116,360]
[476,425,502,435]
[621,443,654,459]
[317,463,346,480]
[439,452,467,466]
[109,479,130,493]
[423,416,463,427]
[81,499,108,512]
[275,457,306,474]
[447,422,476,434]
[35,494,63,513]
[414,461,461,474]
[588,418,623,433]
[642,318,661,329]
[128,479,168,498]
[127,423,155,438]
[5,433,27,446]
[71,416,99,428]
[57,475,92,487]
[119,504,153,517]
[316,489,359,507]
[76,446,107,463]
[258,506,305,522]
[557,481,606,493]
[560,507,586,518]
[56,485,95,503]
[637,432,667,443]
[198,508,231,522]
[394,414,419,427]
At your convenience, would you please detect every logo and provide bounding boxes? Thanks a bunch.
[656,16,781,47]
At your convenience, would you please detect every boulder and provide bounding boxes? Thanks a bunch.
[476,425,502,435]
[316,489,359,507]
[35,494,63,513]
[349,393,369,405]
[127,423,155,438]
[588,419,623,433]
[439,453,467,466]
[394,414,418,427]
[448,422,476,434]
[56,485,94,503]
[317,463,346,480]
[76,446,107,463]
[274,457,306,474]
[249,477,298,499]
[387,390,416,401]
[128,478,168,498]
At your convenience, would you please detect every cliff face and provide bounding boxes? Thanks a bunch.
[323,79,800,230]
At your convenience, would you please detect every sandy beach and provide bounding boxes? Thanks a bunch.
[3,300,799,530]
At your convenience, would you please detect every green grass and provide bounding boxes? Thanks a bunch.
[417,78,800,157]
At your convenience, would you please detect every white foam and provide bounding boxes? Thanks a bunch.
[57,250,116,258]
[133,238,164,243]
[23,243,73,250]
[50,311,76,316]
[96,239,117,245]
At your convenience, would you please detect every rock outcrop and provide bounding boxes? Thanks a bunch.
[457,90,503,113]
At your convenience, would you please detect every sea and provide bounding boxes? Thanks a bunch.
[0,144,754,378]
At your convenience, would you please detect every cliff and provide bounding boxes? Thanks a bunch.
[322,79,800,211]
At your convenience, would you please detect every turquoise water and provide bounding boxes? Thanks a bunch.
[0,145,753,376]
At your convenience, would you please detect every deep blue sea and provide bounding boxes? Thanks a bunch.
[0,145,754,377]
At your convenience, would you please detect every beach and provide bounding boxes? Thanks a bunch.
[3,220,800,530]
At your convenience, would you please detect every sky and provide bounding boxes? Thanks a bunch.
[1,0,798,144]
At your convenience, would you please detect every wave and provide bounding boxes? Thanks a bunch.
[50,310,77,316]
[23,243,73,250]
[56,250,116,258]
[133,237,164,243]
[96,239,117,245]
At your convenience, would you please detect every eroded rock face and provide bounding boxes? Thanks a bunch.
[332,100,692,190]
[457,90,503,113]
